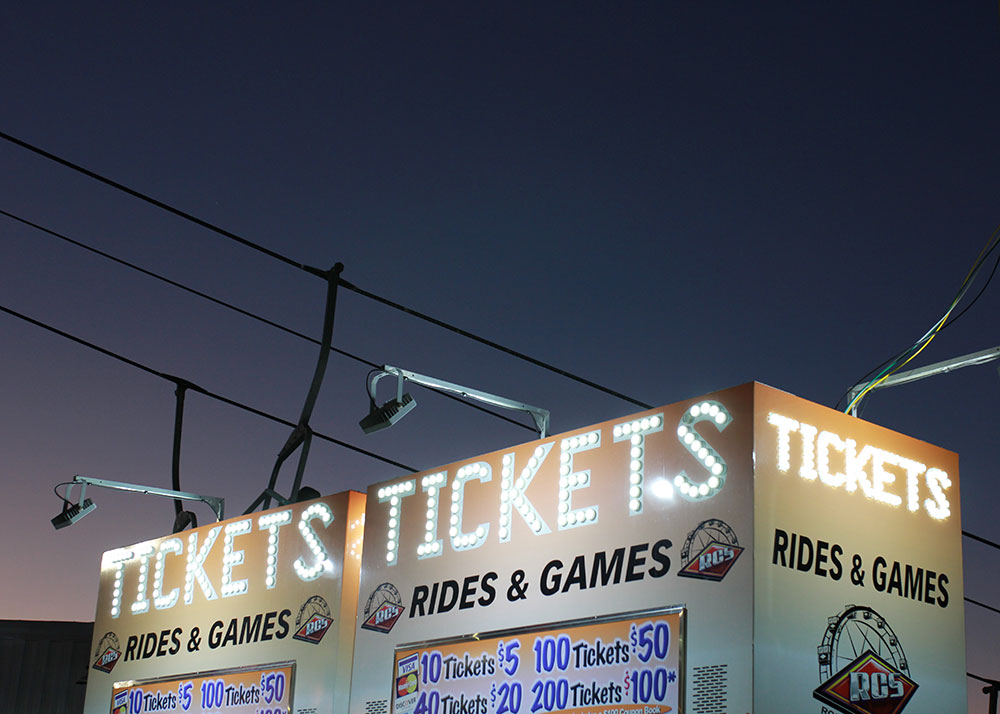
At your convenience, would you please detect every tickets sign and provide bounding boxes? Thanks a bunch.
[351,383,756,713]
[84,491,366,714]
[392,608,684,714]
[110,662,294,714]
[351,382,966,713]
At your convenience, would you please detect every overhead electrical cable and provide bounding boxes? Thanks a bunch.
[968,672,1000,686]
[5,134,998,526]
[966,597,1000,617]
[843,225,1000,414]
[0,302,417,473]
[338,279,654,409]
[833,231,999,413]
[6,296,1000,554]
[963,529,1000,552]
[0,208,535,433]
[0,130,651,410]
[0,131,321,277]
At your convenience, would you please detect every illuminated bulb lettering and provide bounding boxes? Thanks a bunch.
[798,422,818,480]
[348,514,364,562]
[770,411,950,519]
[499,445,552,542]
[899,457,926,513]
[869,449,903,506]
[613,414,663,515]
[258,510,293,589]
[152,538,182,610]
[451,462,492,551]
[294,503,333,581]
[184,527,221,605]
[674,401,731,502]
[559,431,601,528]
[107,548,134,619]
[767,413,799,472]
[130,544,155,614]
[377,479,416,566]
[418,472,446,559]
[925,468,952,520]
[816,430,848,487]
[845,442,875,497]
[220,519,252,597]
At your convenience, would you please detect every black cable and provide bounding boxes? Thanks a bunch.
[53,482,75,506]
[834,241,998,412]
[0,303,418,472]
[838,228,1000,413]
[942,241,1000,330]
[0,131,323,277]
[13,303,1000,552]
[968,672,1000,685]
[966,597,1000,617]
[964,530,1000,551]
[340,279,654,409]
[0,130,650,410]
[0,208,536,433]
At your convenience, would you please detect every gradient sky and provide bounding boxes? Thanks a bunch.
[1,2,997,710]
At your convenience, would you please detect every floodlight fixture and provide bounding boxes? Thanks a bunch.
[360,368,417,434]
[52,475,224,530]
[360,364,550,437]
[51,496,97,530]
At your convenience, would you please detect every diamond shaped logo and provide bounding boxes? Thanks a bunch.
[677,542,744,581]
[814,651,918,714]
[92,645,121,673]
[293,613,332,644]
[362,602,404,633]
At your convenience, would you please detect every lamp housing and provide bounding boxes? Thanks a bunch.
[51,498,97,530]
[359,392,416,434]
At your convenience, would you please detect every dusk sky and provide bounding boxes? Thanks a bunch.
[1,2,997,710]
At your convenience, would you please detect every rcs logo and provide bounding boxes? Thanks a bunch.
[677,519,744,582]
[814,607,918,714]
[293,596,333,644]
[374,604,402,626]
[92,632,122,674]
[361,583,405,634]
[699,546,737,571]
[850,669,905,702]
[815,651,917,714]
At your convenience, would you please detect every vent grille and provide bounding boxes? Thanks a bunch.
[363,700,388,714]
[692,663,728,714]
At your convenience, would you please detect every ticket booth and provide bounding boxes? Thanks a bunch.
[349,383,965,714]
[83,491,366,714]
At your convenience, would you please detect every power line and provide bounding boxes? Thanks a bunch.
[7,291,1000,557]
[841,225,1000,414]
[9,132,1000,527]
[964,529,1000,551]
[0,131,320,277]
[0,130,651,410]
[338,279,653,409]
[0,302,418,473]
[967,597,1000,617]
[0,207,536,433]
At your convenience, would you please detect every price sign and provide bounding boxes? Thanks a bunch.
[110,662,294,714]
[392,608,683,714]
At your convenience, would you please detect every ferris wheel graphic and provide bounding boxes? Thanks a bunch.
[364,582,403,617]
[680,518,739,562]
[816,605,909,682]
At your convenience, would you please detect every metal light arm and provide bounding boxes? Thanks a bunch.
[847,344,1000,416]
[67,475,225,521]
[373,365,551,437]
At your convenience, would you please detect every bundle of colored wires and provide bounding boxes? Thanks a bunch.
[841,224,1000,414]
